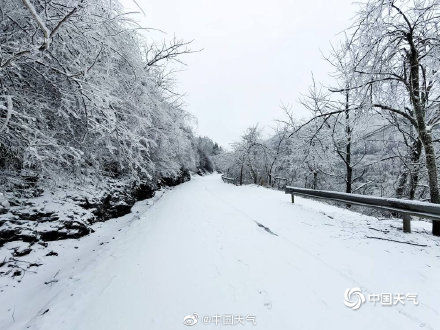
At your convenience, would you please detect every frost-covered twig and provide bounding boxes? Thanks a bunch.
[21,0,50,42]
[21,0,81,50]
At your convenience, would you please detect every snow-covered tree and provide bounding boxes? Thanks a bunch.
[0,0,201,185]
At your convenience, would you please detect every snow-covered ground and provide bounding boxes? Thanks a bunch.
[1,174,439,329]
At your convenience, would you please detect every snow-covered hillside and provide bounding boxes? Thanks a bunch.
[1,174,439,329]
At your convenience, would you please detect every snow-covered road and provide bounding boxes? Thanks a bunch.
[1,174,440,329]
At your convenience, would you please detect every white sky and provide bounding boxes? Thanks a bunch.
[121,0,357,148]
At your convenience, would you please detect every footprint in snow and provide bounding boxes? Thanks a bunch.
[259,290,273,310]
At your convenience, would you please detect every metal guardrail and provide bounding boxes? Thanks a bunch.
[221,175,238,185]
[285,186,440,234]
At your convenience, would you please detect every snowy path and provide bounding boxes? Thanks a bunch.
[1,174,440,329]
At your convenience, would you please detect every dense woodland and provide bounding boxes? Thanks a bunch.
[0,0,221,186]
[216,0,440,236]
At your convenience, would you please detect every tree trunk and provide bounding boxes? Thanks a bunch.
[395,170,408,199]
[345,93,352,194]
[394,139,421,233]
[249,164,258,184]
[408,139,422,200]
[421,135,440,235]
[407,37,440,235]
[395,138,422,200]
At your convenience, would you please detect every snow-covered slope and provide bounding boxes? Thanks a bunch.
[1,174,439,329]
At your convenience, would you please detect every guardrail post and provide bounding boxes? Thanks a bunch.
[402,214,411,233]
[291,194,295,203]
